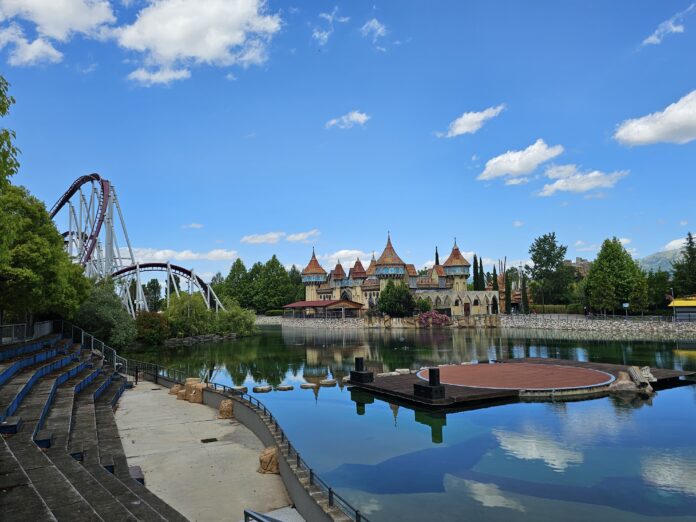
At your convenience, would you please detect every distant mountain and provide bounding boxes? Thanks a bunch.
[639,248,683,273]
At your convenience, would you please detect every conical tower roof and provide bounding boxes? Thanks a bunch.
[443,239,471,267]
[365,253,377,276]
[302,248,327,276]
[331,260,346,280]
[349,258,366,279]
[376,233,405,266]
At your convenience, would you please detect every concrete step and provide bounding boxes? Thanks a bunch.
[0,436,54,520]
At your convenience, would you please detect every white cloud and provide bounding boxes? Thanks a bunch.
[130,247,238,263]
[438,104,505,138]
[642,3,695,45]
[539,164,627,197]
[505,177,529,186]
[240,231,286,244]
[182,223,203,229]
[360,18,386,42]
[479,139,563,181]
[642,453,696,496]
[664,238,686,251]
[463,480,525,512]
[421,259,435,270]
[574,240,598,252]
[318,249,371,267]
[115,0,281,84]
[619,237,631,245]
[0,24,62,65]
[512,220,524,228]
[680,220,689,226]
[286,228,320,243]
[614,89,696,145]
[127,67,190,85]
[0,0,115,41]
[326,110,370,129]
[312,6,349,46]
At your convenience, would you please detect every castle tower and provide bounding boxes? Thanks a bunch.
[442,239,471,292]
[349,258,367,304]
[301,248,327,301]
[375,233,407,291]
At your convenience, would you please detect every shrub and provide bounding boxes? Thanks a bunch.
[417,310,450,327]
[265,309,284,316]
[75,280,136,350]
[135,312,170,345]
[378,280,415,318]
[214,300,256,337]
[415,297,431,313]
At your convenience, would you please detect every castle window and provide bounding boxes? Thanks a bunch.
[473,298,480,306]
[455,299,460,306]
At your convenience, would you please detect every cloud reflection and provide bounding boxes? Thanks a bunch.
[494,428,583,471]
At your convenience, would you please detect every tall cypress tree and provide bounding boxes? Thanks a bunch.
[478,258,484,290]
[521,272,529,313]
[504,270,512,313]
[492,266,499,291]
[435,247,440,266]
[472,254,479,290]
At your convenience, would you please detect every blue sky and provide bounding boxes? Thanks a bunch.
[2,0,695,280]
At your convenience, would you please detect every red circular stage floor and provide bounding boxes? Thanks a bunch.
[417,363,615,390]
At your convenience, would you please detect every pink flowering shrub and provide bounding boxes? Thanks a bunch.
[417,310,450,327]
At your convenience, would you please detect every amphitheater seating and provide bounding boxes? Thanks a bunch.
[0,335,188,521]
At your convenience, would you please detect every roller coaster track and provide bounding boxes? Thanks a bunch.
[50,174,224,316]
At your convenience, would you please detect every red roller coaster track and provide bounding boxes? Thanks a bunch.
[49,173,110,267]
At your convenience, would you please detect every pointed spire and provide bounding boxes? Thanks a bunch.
[435,246,440,266]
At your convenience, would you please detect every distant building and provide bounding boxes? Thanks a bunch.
[564,257,592,278]
[669,297,696,322]
[292,234,499,317]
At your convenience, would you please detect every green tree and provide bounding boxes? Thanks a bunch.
[224,259,253,308]
[252,256,291,313]
[143,278,162,312]
[528,232,568,310]
[164,293,212,337]
[646,269,671,310]
[378,280,415,317]
[0,75,20,188]
[472,254,479,290]
[0,185,89,321]
[136,311,170,345]
[75,280,136,349]
[212,297,256,337]
[287,265,304,303]
[672,232,696,296]
[416,297,432,313]
[585,238,647,314]
[504,269,512,313]
[478,258,485,290]
[492,266,499,291]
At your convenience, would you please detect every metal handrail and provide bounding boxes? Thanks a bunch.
[51,319,370,522]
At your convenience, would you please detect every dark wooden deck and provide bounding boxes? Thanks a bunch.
[347,358,695,410]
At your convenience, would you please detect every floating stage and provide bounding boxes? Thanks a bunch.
[347,357,696,411]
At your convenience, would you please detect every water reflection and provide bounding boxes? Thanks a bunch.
[121,327,696,521]
[123,326,696,388]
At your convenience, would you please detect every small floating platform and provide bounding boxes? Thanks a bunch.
[348,358,695,410]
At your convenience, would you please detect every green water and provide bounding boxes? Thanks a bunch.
[122,327,696,522]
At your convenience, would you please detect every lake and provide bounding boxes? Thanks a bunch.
[122,327,696,522]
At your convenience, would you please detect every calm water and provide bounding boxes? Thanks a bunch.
[123,327,696,522]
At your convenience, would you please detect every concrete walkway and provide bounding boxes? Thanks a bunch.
[114,383,293,522]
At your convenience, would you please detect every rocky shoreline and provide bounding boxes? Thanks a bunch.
[255,314,696,340]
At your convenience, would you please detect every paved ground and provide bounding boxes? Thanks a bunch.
[114,383,294,522]
[418,363,615,390]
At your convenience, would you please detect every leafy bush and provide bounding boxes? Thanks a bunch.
[75,280,136,349]
[265,309,284,316]
[417,310,450,327]
[213,300,256,337]
[163,293,212,337]
[415,297,431,313]
[136,312,170,345]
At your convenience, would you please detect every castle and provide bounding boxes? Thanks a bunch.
[287,234,500,318]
